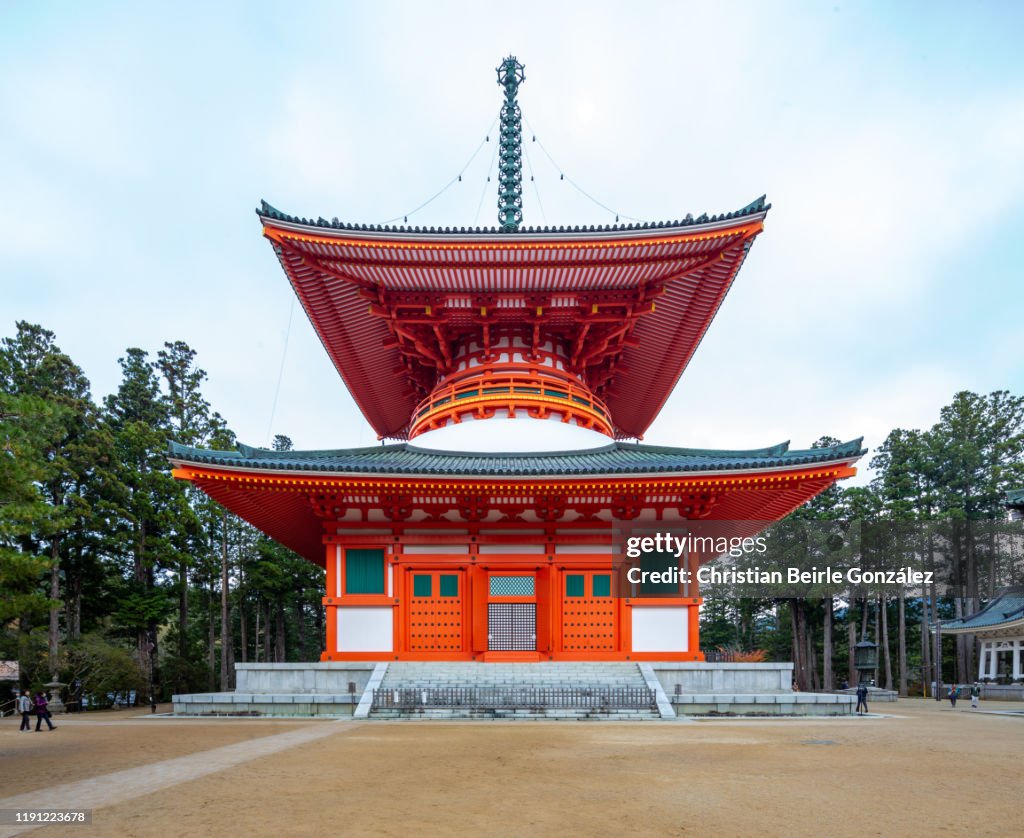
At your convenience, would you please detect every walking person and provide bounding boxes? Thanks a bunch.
[947,683,959,709]
[855,681,868,715]
[970,682,981,709]
[34,691,55,731]
[18,690,33,732]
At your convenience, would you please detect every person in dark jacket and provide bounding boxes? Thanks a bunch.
[34,692,55,731]
[855,682,869,715]
[948,683,959,708]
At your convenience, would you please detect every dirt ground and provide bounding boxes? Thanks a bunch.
[0,705,306,797]
[8,700,1023,837]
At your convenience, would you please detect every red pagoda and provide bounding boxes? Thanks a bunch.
[171,57,863,662]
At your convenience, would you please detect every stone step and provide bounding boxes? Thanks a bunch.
[371,709,662,721]
[370,661,662,720]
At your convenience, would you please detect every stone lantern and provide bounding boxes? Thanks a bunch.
[854,641,878,685]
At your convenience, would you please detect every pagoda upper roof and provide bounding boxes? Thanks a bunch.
[257,196,770,440]
[169,437,864,478]
[938,586,1024,635]
[1006,487,1024,508]
[257,195,770,239]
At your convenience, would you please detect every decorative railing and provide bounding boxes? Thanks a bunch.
[409,370,613,438]
[371,686,656,711]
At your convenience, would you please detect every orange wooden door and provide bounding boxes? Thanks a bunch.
[560,571,617,653]
[406,570,465,654]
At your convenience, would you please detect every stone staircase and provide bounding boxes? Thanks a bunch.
[369,662,664,720]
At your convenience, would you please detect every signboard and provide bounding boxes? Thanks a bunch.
[0,661,19,680]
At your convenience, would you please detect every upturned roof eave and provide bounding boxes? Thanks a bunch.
[933,587,1024,634]
[167,447,865,482]
[256,196,770,244]
[936,615,1024,635]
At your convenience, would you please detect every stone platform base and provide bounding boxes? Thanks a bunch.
[978,684,1024,701]
[673,693,855,715]
[173,663,374,717]
[173,661,856,718]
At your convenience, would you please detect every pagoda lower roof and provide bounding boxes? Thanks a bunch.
[937,587,1024,635]
[1006,487,1024,509]
[170,438,863,564]
[169,438,865,478]
[257,197,770,440]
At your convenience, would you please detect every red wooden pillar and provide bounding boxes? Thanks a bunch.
[688,545,703,660]
[322,542,338,660]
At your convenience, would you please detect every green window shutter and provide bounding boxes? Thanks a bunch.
[639,551,678,596]
[440,575,459,597]
[345,549,385,594]
[566,574,585,598]
[413,574,432,597]
[592,574,611,597]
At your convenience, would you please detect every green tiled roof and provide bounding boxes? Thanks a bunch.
[939,587,1024,633]
[256,195,770,237]
[168,437,864,477]
[1006,488,1024,508]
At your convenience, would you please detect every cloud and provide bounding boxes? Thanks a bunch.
[2,1,1021,469]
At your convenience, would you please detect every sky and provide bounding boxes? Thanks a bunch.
[2,1,1022,483]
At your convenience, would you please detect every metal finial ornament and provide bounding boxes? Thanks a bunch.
[496,56,525,232]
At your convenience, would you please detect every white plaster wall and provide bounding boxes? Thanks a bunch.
[554,544,613,554]
[335,546,341,597]
[335,528,392,535]
[631,607,689,653]
[478,544,545,554]
[337,607,393,653]
[402,544,470,555]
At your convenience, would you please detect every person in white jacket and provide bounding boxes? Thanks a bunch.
[18,690,33,732]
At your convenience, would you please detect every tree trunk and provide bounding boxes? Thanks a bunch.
[789,602,801,689]
[953,598,966,684]
[263,601,272,662]
[791,601,810,691]
[228,607,236,688]
[847,601,857,686]
[253,602,260,663]
[928,530,941,698]
[872,599,880,685]
[134,519,148,673]
[69,565,82,640]
[315,600,324,656]
[275,601,287,663]
[207,580,216,692]
[49,536,61,679]
[67,536,83,641]
[920,584,932,696]
[219,518,232,691]
[806,618,819,691]
[898,593,908,696]
[296,602,307,661]
[822,597,833,691]
[178,558,188,657]
[238,558,248,664]
[240,601,248,664]
[880,596,892,691]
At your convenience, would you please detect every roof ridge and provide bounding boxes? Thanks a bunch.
[256,195,771,237]
[167,436,865,477]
